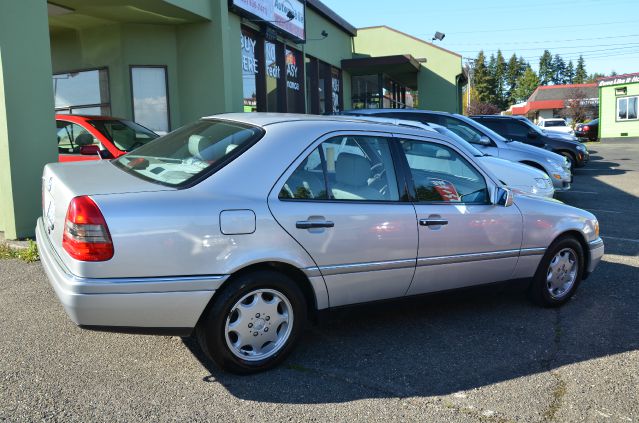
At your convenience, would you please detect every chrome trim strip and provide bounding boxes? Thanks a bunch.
[303,258,416,277]
[588,238,604,250]
[417,249,521,267]
[519,247,547,257]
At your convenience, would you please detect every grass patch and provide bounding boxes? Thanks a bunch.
[0,240,39,263]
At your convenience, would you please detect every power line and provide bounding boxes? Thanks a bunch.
[455,42,639,54]
[444,33,639,46]
[447,19,638,36]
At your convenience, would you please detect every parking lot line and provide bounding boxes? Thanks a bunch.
[601,235,639,244]
[564,190,598,194]
[586,209,622,214]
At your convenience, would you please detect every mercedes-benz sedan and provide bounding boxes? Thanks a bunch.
[37,114,604,374]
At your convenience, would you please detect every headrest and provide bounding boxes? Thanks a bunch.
[75,133,94,147]
[188,134,206,160]
[335,153,371,186]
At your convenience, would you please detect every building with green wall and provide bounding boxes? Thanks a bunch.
[0,1,465,239]
[598,73,639,139]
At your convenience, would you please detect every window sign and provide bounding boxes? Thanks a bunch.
[285,48,304,113]
[241,30,259,112]
[231,0,305,41]
[265,40,281,111]
[331,68,341,113]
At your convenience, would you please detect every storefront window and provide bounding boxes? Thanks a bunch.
[351,75,381,109]
[130,66,169,135]
[331,68,342,113]
[241,29,259,112]
[53,68,110,115]
[617,96,638,121]
[285,48,304,113]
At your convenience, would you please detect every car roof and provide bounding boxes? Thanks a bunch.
[202,112,453,143]
[341,108,455,117]
[55,114,127,121]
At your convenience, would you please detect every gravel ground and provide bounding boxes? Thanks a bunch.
[1,140,637,422]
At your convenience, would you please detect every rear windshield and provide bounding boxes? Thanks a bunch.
[543,120,566,127]
[89,119,159,152]
[113,119,264,187]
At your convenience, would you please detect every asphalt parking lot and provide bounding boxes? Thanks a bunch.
[1,140,638,422]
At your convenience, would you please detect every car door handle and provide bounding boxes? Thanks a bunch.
[296,220,335,229]
[419,218,448,226]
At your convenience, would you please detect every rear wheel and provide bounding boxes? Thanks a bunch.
[196,270,307,374]
[528,236,584,307]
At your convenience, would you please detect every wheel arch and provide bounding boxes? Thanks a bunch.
[197,261,321,328]
[520,160,547,174]
[553,230,590,273]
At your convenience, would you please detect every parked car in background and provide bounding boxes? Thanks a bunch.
[56,114,159,162]
[575,119,599,142]
[470,115,589,170]
[341,109,572,191]
[37,113,603,374]
[333,115,555,198]
[538,118,574,135]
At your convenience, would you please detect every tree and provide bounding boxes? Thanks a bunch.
[574,56,587,84]
[466,99,501,115]
[552,54,566,85]
[506,53,525,105]
[560,88,598,124]
[494,50,507,109]
[472,51,497,105]
[539,50,554,85]
[512,66,540,103]
[565,60,575,84]
[585,73,605,83]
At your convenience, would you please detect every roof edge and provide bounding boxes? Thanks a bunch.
[357,25,462,58]
[306,0,357,36]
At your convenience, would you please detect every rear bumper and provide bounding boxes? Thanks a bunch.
[36,218,227,333]
[587,238,604,274]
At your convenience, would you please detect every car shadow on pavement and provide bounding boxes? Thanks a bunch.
[183,259,638,403]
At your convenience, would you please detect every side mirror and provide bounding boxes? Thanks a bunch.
[494,187,514,207]
[80,144,101,157]
[476,135,491,146]
[528,131,538,139]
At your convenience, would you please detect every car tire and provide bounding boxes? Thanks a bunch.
[560,151,576,171]
[528,236,584,308]
[196,269,307,375]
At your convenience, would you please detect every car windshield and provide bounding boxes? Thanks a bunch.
[429,125,485,157]
[113,119,264,187]
[89,119,159,152]
[454,115,511,143]
[544,120,567,127]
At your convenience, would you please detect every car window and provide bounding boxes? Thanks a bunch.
[543,120,566,127]
[400,139,488,204]
[439,117,486,145]
[279,135,400,202]
[56,121,100,154]
[89,119,158,152]
[114,119,263,187]
[505,121,529,138]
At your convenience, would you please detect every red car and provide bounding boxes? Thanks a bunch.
[56,114,159,162]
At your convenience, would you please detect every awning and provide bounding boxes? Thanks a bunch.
[341,54,421,89]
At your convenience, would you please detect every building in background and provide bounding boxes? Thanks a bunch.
[0,1,465,239]
[510,83,599,123]
[347,26,466,113]
[598,73,639,140]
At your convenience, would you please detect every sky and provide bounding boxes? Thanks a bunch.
[320,0,639,76]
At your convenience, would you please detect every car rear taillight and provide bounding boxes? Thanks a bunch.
[583,126,590,131]
[62,196,114,261]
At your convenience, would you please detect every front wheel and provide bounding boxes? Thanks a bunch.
[560,151,576,171]
[528,237,584,307]
[196,270,307,374]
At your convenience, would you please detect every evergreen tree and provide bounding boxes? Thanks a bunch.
[538,50,554,85]
[585,73,605,83]
[574,56,587,84]
[472,51,497,105]
[506,53,524,105]
[494,50,507,109]
[565,60,575,84]
[552,54,566,84]
[513,66,540,103]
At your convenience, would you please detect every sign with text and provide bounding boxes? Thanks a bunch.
[598,75,639,87]
[231,0,305,41]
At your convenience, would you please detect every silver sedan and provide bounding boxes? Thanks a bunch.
[37,114,604,374]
